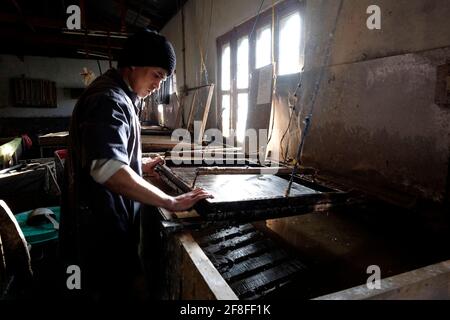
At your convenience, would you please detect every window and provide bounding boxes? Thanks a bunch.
[236,93,248,142]
[255,26,271,69]
[236,36,249,142]
[237,37,249,90]
[221,95,230,137]
[221,44,231,91]
[158,104,165,126]
[279,12,302,75]
[217,0,304,142]
[220,44,231,137]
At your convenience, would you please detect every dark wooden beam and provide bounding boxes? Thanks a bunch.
[0,28,124,59]
[7,0,36,32]
[0,12,127,33]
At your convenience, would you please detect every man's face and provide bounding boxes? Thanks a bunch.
[127,66,168,98]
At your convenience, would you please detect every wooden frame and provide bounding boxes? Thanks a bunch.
[141,84,215,152]
[186,84,215,145]
[155,164,358,222]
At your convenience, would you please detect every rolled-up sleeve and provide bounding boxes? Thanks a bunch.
[90,159,127,184]
[80,95,132,167]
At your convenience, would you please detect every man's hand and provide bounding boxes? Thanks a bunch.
[168,188,213,211]
[142,156,165,176]
[103,165,213,212]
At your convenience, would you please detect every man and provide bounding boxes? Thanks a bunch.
[60,29,211,300]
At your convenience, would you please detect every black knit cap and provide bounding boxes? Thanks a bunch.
[118,28,176,76]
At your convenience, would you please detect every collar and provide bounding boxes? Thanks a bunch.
[105,68,142,112]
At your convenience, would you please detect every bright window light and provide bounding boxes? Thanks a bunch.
[158,104,164,125]
[221,44,231,91]
[236,93,248,142]
[256,26,271,69]
[279,12,301,75]
[221,95,230,138]
[236,36,249,89]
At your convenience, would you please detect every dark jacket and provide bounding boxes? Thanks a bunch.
[60,69,143,299]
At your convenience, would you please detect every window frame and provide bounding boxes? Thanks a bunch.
[217,0,304,138]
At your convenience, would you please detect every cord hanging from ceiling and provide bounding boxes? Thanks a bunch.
[285,0,344,196]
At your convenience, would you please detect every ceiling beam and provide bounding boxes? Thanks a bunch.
[0,12,127,33]
[7,0,36,32]
[0,28,124,53]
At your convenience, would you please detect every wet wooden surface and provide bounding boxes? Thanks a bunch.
[171,167,319,203]
[196,223,307,300]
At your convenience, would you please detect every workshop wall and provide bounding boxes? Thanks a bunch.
[0,55,110,118]
[264,0,450,275]
[164,0,450,203]
[296,0,450,202]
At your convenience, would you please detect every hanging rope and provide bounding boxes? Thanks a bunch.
[202,0,214,85]
[196,0,213,86]
[285,0,344,196]
[249,0,266,40]
[265,0,277,149]
[280,67,305,162]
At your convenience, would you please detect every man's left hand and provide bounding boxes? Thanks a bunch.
[142,156,165,176]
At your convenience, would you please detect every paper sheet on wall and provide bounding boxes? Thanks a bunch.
[256,66,273,105]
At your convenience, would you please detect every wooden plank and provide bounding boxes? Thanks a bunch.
[221,250,289,282]
[168,146,242,155]
[230,260,305,298]
[174,93,184,129]
[141,135,192,152]
[38,131,69,146]
[203,231,262,255]
[314,259,450,300]
[166,157,248,166]
[196,84,215,145]
[178,232,238,300]
[0,201,32,283]
[217,240,277,266]
[196,224,254,246]
[141,125,172,136]
[186,90,198,132]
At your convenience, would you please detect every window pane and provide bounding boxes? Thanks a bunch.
[158,104,164,126]
[221,95,230,138]
[221,44,231,90]
[256,26,271,69]
[236,37,249,89]
[236,93,248,142]
[279,12,301,75]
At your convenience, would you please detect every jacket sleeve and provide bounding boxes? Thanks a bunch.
[79,94,132,168]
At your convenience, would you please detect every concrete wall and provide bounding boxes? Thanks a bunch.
[297,0,450,202]
[0,55,111,118]
[162,0,450,202]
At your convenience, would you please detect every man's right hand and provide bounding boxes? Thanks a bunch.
[168,188,213,211]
